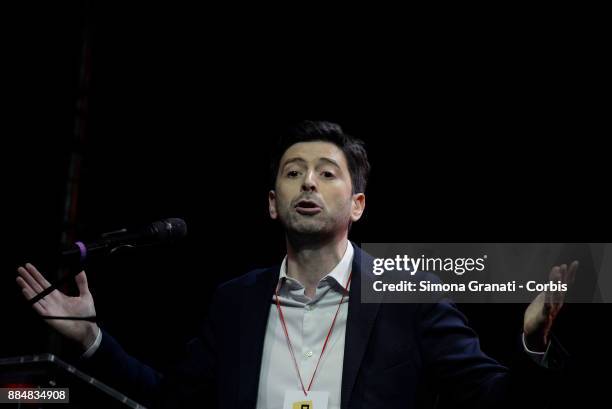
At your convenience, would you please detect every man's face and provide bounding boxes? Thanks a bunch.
[269,141,365,237]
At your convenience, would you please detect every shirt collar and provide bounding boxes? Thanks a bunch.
[278,241,354,291]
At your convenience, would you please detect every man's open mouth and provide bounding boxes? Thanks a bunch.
[295,200,323,215]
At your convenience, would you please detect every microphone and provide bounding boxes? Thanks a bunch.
[62,218,187,264]
[27,218,187,307]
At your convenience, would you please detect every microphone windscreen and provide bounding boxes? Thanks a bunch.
[149,218,188,242]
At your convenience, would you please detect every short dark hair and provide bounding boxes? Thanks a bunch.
[270,120,370,194]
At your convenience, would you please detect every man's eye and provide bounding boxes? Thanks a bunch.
[287,170,299,178]
[322,171,335,178]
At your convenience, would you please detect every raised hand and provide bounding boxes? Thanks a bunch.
[523,261,578,351]
[16,263,99,350]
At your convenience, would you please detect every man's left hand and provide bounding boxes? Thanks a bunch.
[523,261,578,352]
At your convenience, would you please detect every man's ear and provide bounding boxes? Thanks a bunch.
[350,193,366,222]
[268,190,278,219]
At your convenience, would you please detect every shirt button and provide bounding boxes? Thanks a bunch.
[305,351,313,358]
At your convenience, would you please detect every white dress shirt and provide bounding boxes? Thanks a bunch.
[256,242,354,409]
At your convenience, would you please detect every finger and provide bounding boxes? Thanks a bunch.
[552,264,566,305]
[544,286,553,313]
[20,286,48,309]
[16,275,35,294]
[558,264,567,283]
[548,265,560,281]
[25,263,52,289]
[547,266,562,286]
[545,266,561,313]
[23,263,63,303]
[566,260,579,285]
[558,264,567,281]
[17,266,45,294]
[32,302,47,316]
[74,271,91,296]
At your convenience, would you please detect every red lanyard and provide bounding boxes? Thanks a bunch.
[274,271,353,397]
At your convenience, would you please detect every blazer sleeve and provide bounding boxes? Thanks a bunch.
[78,291,220,409]
[416,300,564,408]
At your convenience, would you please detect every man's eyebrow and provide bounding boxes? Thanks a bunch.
[318,157,341,169]
[282,157,342,170]
[281,157,307,168]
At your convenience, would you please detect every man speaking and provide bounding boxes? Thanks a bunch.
[16,120,577,408]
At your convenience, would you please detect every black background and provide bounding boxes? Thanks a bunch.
[1,2,608,407]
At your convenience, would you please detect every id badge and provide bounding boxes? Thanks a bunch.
[283,390,329,409]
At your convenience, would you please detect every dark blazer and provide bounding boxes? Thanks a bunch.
[82,244,561,408]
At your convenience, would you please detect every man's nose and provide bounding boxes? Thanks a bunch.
[301,170,317,192]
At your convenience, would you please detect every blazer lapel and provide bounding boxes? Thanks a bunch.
[341,245,382,409]
[237,266,279,408]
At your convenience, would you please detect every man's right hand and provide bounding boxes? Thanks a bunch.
[16,263,99,351]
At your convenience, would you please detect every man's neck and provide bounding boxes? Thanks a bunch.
[285,234,349,299]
